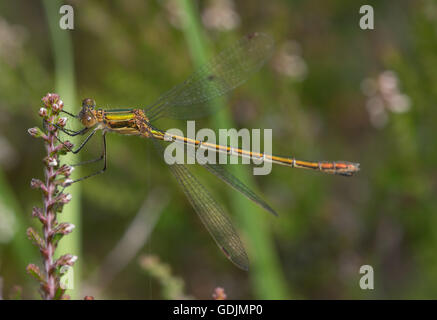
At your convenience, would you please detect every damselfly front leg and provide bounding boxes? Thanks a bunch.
[50,110,109,186]
[66,132,107,186]
[52,126,96,155]
[56,125,88,137]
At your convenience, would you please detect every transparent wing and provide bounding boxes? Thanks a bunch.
[177,138,277,216]
[202,163,278,217]
[153,140,249,270]
[145,32,274,121]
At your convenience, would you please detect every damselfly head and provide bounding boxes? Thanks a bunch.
[79,98,98,128]
[82,98,96,109]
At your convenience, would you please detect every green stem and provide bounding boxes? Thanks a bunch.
[179,0,290,299]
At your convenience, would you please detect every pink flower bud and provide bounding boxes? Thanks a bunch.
[64,223,75,233]
[65,141,74,150]
[30,178,48,194]
[28,127,45,138]
[46,157,58,167]
[32,207,46,224]
[55,254,78,268]
[28,127,38,136]
[39,108,48,117]
[53,222,75,235]
[63,179,74,187]
[57,117,68,127]
[42,93,61,109]
[30,178,43,189]
[56,192,72,204]
[57,164,74,177]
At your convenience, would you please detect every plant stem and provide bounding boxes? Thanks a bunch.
[28,94,76,300]
[43,128,57,299]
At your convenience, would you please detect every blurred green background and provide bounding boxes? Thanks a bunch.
[1,0,437,299]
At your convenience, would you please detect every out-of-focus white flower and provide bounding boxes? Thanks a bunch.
[361,70,411,128]
[164,0,186,29]
[378,71,398,95]
[386,93,410,113]
[202,0,240,31]
[273,41,307,81]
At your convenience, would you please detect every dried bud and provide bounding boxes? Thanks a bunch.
[26,264,45,283]
[53,223,75,236]
[30,178,44,189]
[55,254,78,268]
[64,140,74,148]
[27,227,45,249]
[62,141,74,152]
[64,193,72,202]
[56,192,72,205]
[63,179,74,187]
[31,207,46,224]
[52,103,60,113]
[39,108,48,117]
[28,127,46,139]
[57,117,68,127]
[50,223,75,247]
[45,156,58,167]
[28,127,38,136]
[57,164,74,177]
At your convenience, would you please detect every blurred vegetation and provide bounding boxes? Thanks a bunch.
[1,0,437,299]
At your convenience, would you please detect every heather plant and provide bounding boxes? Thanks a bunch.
[27,93,76,300]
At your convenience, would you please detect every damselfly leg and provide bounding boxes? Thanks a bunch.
[67,132,107,185]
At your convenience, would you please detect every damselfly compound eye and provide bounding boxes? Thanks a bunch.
[82,98,96,109]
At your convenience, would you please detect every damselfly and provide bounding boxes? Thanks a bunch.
[58,33,360,270]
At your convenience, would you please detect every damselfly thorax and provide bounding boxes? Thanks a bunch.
[79,99,153,138]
